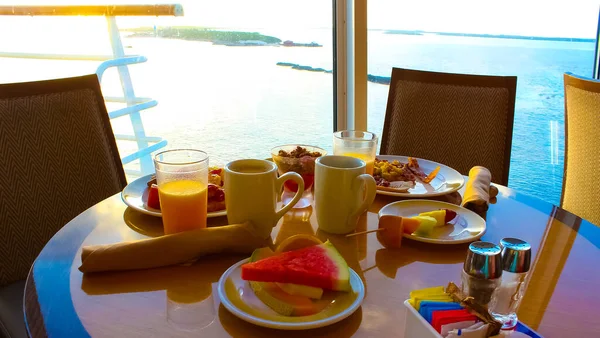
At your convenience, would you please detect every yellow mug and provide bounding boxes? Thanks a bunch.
[224,159,304,238]
[314,155,377,234]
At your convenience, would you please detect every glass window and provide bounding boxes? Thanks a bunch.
[0,0,335,177]
[367,0,598,204]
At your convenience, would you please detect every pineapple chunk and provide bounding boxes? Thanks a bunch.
[418,210,446,226]
[412,216,437,236]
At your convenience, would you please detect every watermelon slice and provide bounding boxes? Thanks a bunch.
[147,184,160,210]
[242,240,351,291]
[248,247,326,315]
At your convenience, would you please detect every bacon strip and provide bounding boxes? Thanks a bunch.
[423,166,441,184]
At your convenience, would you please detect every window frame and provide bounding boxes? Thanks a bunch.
[335,0,368,132]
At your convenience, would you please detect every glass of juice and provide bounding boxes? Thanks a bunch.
[271,145,326,208]
[333,130,377,175]
[154,149,209,234]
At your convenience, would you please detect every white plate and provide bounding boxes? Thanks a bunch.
[375,155,464,197]
[378,200,486,244]
[121,174,227,218]
[217,258,365,330]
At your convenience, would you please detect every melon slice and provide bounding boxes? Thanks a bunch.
[276,283,323,299]
[250,247,275,261]
[242,240,351,291]
[402,217,421,234]
[249,281,326,316]
[411,216,437,236]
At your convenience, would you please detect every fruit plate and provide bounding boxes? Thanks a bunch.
[217,258,365,330]
[121,174,227,218]
[375,155,464,197]
[378,200,486,244]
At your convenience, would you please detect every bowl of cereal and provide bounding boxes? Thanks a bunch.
[271,145,326,192]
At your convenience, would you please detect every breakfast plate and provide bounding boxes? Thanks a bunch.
[217,258,365,330]
[378,200,486,244]
[121,174,227,218]
[374,155,464,197]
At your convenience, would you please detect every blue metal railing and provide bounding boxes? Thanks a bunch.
[0,4,184,177]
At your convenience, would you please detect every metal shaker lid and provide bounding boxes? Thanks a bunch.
[500,238,531,273]
[463,241,503,279]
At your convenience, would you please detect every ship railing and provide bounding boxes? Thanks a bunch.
[0,4,184,176]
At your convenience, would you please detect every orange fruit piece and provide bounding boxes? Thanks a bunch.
[402,217,421,234]
[377,215,404,249]
[275,234,323,253]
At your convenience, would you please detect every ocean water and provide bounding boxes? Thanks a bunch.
[0,24,595,206]
[365,31,595,205]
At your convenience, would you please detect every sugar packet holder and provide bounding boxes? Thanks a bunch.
[403,283,543,338]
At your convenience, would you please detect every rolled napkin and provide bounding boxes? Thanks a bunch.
[461,166,499,213]
[79,222,270,273]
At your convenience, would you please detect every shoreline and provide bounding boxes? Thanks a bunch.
[124,27,321,47]
[383,30,595,43]
[124,26,595,47]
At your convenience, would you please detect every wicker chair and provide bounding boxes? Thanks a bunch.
[0,75,126,338]
[380,68,517,185]
[562,73,600,226]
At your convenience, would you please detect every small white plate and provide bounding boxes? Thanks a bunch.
[121,174,227,218]
[375,155,464,197]
[217,258,365,330]
[378,200,486,244]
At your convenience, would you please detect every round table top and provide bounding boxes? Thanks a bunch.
[24,184,600,338]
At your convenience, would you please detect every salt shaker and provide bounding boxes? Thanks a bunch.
[461,241,503,308]
[490,238,532,329]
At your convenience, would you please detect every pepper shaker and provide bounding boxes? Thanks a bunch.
[461,241,503,308]
[490,238,532,330]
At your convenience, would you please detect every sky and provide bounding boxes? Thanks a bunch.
[0,0,597,38]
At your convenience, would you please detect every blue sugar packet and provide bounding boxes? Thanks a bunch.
[419,301,463,323]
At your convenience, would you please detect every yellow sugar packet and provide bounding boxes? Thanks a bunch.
[409,286,450,310]
[409,286,445,299]
[414,295,453,310]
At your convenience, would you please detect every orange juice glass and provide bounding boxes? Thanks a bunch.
[333,131,378,175]
[154,149,209,234]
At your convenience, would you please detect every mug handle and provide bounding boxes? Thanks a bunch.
[275,172,305,219]
[350,174,377,219]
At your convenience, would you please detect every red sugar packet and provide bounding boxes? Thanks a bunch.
[432,309,477,333]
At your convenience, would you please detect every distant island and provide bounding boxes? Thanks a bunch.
[276,62,332,73]
[276,62,390,84]
[282,40,322,47]
[125,26,281,44]
[384,30,595,43]
[124,26,321,47]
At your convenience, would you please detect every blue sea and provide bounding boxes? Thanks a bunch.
[0,25,595,206]
[364,31,595,205]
